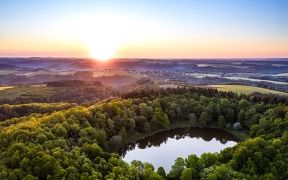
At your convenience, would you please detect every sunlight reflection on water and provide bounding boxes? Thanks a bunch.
[122,127,237,171]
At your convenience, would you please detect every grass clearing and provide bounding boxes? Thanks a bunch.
[208,84,288,96]
[0,86,15,91]
[159,84,179,89]
[0,86,61,100]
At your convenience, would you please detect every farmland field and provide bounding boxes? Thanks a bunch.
[208,84,288,96]
[0,86,57,100]
[0,86,15,91]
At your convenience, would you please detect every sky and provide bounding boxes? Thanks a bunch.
[0,0,288,59]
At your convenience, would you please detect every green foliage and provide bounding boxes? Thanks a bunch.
[0,87,287,179]
[157,167,166,178]
[0,102,76,121]
[82,143,103,159]
[199,111,210,126]
[180,168,197,180]
[151,107,170,129]
[217,115,226,128]
[167,157,185,179]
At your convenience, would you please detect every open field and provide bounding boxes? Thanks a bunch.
[159,84,179,89]
[0,82,116,104]
[0,86,57,100]
[0,86,16,91]
[208,84,288,96]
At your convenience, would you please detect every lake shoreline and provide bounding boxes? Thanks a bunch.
[125,121,248,147]
[121,122,242,171]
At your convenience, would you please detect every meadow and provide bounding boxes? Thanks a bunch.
[0,86,15,91]
[208,84,288,96]
[0,86,57,100]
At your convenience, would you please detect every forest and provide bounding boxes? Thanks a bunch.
[0,87,287,179]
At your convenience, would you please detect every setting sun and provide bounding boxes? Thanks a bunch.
[59,14,164,61]
[80,15,122,62]
[87,38,117,62]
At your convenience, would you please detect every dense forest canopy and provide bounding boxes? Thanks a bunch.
[0,87,287,179]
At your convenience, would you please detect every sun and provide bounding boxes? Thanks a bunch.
[86,31,119,62]
[57,13,166,61]
[65,14,157,62]
[80,15,123,62]
[87,39,117,62]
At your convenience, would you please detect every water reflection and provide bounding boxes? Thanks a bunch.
[121,127,237,171]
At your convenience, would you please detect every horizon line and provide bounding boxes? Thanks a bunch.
[0,56,288,61]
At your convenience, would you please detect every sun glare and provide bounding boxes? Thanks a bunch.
[60,13,164,61]
[87,38,117,62]
[79,15,124,62]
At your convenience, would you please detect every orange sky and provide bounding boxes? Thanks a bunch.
[1,37,287,59]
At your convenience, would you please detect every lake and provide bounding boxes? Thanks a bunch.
[121,127,237,171]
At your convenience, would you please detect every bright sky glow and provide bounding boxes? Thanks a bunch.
[0,0,288,59]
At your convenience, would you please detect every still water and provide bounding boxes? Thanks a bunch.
[122,127,237,171]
